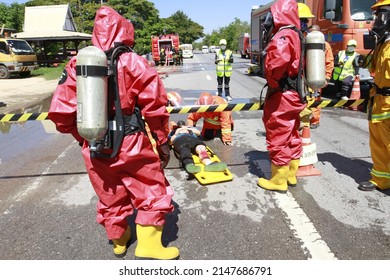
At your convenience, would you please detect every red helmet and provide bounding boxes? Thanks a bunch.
[197,92,214,105]
[167,91,182,106]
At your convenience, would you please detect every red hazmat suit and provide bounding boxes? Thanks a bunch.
[263,0,306,166]
[48,7,174,240]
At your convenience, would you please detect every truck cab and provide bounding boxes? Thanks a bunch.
[0,37,39,79]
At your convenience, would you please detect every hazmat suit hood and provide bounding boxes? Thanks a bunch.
[270,0,300,35]
[92,6,134,51]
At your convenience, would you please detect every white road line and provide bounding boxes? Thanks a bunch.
[206,74,212,80]
[275,191,337,260]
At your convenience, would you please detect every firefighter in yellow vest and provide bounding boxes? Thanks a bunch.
[333,39,363,100]
[215,39,233,102]
[358,0,390,192]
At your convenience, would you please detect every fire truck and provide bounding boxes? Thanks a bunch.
[151,34,180,66]
[249,0,375,76]
[238,33,251,58]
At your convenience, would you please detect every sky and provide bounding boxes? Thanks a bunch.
[2,0,270,35]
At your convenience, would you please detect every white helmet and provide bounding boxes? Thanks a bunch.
[219,39,227,45]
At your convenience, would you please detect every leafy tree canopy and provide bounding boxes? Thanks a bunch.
[1,0,248,54]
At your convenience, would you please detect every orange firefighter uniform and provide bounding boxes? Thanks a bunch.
[187,92,234,146]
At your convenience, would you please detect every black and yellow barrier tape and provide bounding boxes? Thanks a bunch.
[1,112,49,122]
[0,99,366,123]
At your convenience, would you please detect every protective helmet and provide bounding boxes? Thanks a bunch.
[372,0,390,10]
[347,39,357,46]
[167,91,182,107]
[196,92,214,105]
[371,3,390,38]
[264,11,275,42]
[298,3,315,18]
[219,39,227,45]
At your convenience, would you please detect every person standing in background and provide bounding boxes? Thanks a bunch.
[215,39,234,102]
[333,39,363,100]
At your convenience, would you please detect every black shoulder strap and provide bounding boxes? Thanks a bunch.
[91,44,133,159]
[272,25,307,103]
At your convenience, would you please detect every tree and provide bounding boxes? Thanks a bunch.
[1,0,246,56]
[161,10,204,44]
[0,3,25,32]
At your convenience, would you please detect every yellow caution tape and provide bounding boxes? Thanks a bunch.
[0,99,366,123]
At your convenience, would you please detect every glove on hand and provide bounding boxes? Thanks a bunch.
[157,141,171,169]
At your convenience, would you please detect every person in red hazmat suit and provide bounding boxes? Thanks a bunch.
[257,0,306,193]
[358,0,390,192]
[186,92,234,146]
[48,6,179,260]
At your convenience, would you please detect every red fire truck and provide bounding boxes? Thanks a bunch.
[151,34,180,66]
[238,33,251,58]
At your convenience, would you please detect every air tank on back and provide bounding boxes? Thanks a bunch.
[305,30,326,90]
[76,46,108,143]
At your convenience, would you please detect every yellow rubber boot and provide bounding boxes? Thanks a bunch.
[112,226,131,258]
[287,159,300,187]
[257,164,289,193]
[135,224,180,260]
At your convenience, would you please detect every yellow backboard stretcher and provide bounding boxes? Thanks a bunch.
[191,147,233,185]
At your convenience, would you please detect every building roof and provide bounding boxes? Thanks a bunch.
[13,4,92,41]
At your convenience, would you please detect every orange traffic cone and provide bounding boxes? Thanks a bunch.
[296,126,321,177]
[349,77,361,111]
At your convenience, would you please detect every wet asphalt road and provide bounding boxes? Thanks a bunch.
[1,52,390,264]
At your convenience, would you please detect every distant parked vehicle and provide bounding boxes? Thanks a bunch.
[0,37,39,79]
[180,44,194,58]
[209,45,216,53]
[202,45,209,54]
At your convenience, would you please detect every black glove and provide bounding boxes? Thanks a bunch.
[157,141,171,169]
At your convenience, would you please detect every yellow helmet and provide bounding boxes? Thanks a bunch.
[347,39,357,46]
[372,0,390,10]
[298,3,315,18]
[219,39,227,45]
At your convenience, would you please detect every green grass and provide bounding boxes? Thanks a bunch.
[31,61,67,80]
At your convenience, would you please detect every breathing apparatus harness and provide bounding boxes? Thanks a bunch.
[260,23,307,105]
[76,43,146,159]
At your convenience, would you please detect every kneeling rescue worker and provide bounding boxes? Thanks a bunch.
[187,92,234,146]
[49,6,179,259]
